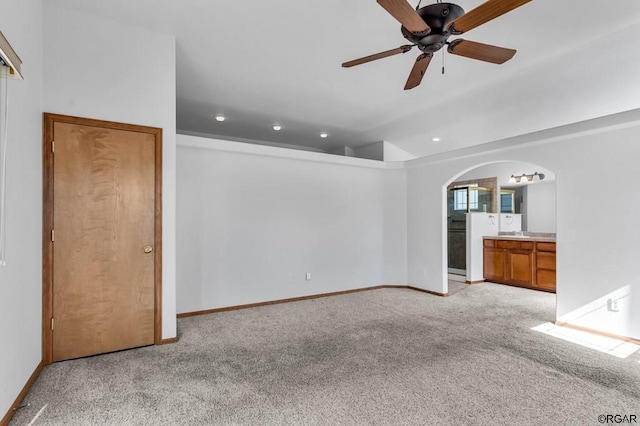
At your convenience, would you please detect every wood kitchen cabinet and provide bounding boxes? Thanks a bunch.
[483,238,555,292]
[535,242,556,291]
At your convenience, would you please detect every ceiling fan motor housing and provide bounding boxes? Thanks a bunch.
[401,3,465,53]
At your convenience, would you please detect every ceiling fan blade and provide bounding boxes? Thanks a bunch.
[447,39,516,64]
[377,0,430,35]
[447,0,531,35]
[404,53,432,90]
[342,45,414,68]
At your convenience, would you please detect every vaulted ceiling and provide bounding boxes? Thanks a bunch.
[51,0,640,157]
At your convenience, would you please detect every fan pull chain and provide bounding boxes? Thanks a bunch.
[442,49,445,74]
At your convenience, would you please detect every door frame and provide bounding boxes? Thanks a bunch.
[42,113,163,365]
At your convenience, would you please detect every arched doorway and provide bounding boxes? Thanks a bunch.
[442,161,557,296]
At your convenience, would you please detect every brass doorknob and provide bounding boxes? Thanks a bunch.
[143,245,153,254]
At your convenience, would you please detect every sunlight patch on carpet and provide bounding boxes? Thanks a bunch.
[532,322,640,359]
[27,403,48,426]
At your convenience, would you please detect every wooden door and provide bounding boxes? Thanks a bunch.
[43,114,162,363]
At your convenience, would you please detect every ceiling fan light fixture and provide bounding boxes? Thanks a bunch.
[344,0,532,90]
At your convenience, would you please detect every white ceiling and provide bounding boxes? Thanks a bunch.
[50,0,640,157]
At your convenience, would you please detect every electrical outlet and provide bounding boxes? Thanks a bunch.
[305,272,312,281]
[607,298,620,312]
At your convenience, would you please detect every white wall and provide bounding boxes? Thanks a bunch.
[354,141,384,161]
[383,168,407,284]
[526,182,557,232]
[383,141,417,162]
[407,110,640,340]
[0,0,44,417]
[328,145,355,157]
[176,135,407,313]
[43,5,177,338]
[466,213,499,282]
[456,161,555,187]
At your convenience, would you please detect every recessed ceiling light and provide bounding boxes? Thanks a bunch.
[272,124,282,131]
[320,132,328,138]
[432,137,441,142]
[214,115,225,122]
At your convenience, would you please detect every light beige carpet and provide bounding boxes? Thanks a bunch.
[10,283,640,425]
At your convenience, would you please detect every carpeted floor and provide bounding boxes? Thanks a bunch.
[10,283,640,425]
[447,279,468,295]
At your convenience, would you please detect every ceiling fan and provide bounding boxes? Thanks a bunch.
[342,0,531,90]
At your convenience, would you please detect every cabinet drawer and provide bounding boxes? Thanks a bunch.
[537,242,556,252]
[537,252,556,270]
[497,240,520,249]
[520,241,534,250]
[496,240,533,250]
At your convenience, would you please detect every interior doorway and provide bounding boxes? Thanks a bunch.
[43,113,163,364]
[447,177,497,281]
[443,161,557,295]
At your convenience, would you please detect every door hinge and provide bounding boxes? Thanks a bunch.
[50,317,55,330]
[51,229,55,242]
[51,141,55,153]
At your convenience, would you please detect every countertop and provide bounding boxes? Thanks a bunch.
[483,233,556,243]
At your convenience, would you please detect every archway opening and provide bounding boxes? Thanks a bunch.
[442,161,557,300]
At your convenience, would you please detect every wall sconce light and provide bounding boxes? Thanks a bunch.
[509,172,545,184]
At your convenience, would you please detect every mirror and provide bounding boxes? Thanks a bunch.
[500,189,515,213]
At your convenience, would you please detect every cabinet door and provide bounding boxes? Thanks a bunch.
[507,250,535,286]
[484,248,506,282]
[536,250,556,292]
[536,270,556,291]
